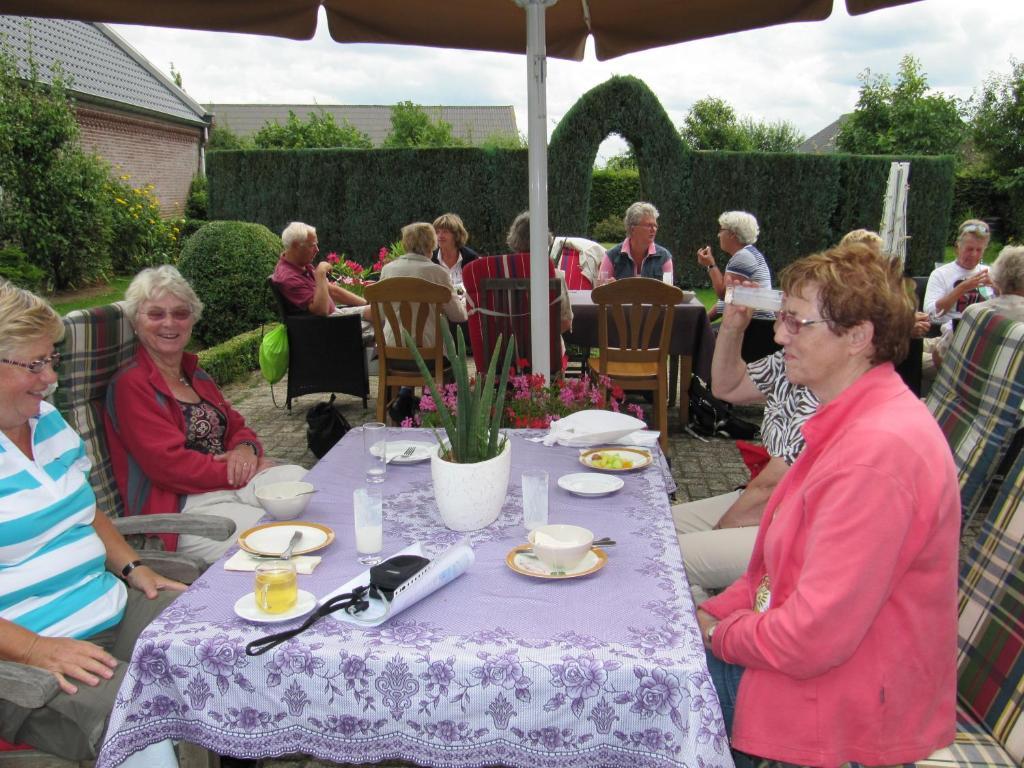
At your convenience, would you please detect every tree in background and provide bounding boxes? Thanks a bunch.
[252,110,372,149]
[679,96,804,152]
[384,101,464,148]
[207,122,249,150]
[972,59,1024,191]
[479,130,527,150]
[836,54,966,156]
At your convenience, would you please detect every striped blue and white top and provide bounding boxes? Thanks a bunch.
[0,402,126,638]
[715,244,774,320]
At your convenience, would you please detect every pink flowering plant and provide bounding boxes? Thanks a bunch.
[402,359,645,430]
[327,239,404,297]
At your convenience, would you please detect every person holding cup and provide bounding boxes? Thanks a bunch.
[597,202,674,283]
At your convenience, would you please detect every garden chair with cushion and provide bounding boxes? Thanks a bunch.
[554,245,592,290]
[364,277,451,424]
[925,306,1024,524]
[588,277,683,451]
[266,278,370,410]
[0,302,229,766]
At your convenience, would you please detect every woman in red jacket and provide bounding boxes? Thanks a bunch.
[698,244,959,767]
[105,266,307,562]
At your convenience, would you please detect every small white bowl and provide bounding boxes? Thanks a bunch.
[528,524,594,571]
[254,481,315,520]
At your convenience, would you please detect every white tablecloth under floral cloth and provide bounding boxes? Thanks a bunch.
[97,430,732,768]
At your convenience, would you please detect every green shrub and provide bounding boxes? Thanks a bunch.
[0,246,46,292]
[178,221,280,346]
[197,325,265,386]
[186,175,208,220]
[106,175,179,273]
[588,169,642,233]
[591,213,625,243]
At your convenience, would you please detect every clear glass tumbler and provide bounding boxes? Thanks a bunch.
[521,469,549,532]
[363,422,386,484]
[353,486,384,565]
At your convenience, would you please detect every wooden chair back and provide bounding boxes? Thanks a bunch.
[591,277,682,370]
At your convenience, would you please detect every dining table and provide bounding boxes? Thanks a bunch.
[563,290,716,426]
[97,428,733,768]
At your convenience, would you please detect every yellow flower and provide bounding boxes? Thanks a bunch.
[115,198,127,205]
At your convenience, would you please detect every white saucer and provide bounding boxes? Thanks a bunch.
[505,546,607,579]
[370,440,435,464]
[234,589,316,623]
[558,472,625,497]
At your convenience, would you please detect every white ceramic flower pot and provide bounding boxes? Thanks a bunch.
[430,438,512,531]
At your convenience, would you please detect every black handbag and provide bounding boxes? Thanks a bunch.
[305,394,352,458]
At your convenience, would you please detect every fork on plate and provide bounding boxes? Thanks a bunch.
[386,446,417,464]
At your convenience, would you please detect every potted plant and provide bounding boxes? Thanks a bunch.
[404,323,514,531]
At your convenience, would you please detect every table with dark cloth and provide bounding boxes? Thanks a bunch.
[564,291,715,426]
[97,429,732,768]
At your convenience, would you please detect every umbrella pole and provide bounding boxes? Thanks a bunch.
[521,0,556,382]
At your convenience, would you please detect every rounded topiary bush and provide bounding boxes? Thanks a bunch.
[178,221,280,346]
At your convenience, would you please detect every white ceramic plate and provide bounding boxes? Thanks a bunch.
[234,589,316,623]
[557,472,625,497]
[578,447,653,472]
[370,440,435,464]
[237,522,335,556]
[505,546,607,579]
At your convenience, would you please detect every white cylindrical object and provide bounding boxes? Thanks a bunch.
[353,486,384,561]
[725,285,784,312]
[521,469,549,531]
[363,423,386,483]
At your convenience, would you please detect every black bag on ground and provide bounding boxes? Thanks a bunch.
[306,394,352,458]
[687,375,760,440]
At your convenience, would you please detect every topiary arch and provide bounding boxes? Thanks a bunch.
[549,75,691,257]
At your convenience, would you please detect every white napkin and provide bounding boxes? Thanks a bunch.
[536,409,649,447]
[223,550,322,574]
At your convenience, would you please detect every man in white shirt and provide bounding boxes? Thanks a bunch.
[923,218,994,335]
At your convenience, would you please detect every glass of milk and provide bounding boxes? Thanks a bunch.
[353,486,384,565]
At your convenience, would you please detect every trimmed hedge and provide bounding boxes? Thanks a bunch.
[197,325,266,387]
[589,170,642,233]
[208,148,527,261]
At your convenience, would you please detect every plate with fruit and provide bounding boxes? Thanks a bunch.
[578,447,652,472]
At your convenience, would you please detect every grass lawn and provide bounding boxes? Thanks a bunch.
[49,276,131,316]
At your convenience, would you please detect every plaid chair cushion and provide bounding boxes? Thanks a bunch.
[54,302,137,520]
[926,306,1024,519]
[953,446,1024,765]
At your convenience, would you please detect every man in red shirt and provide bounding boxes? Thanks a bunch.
[271,222,366,315]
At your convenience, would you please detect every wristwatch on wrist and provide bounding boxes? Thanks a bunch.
[238,440,260,456]
[121,559,142,578]
[705,622,717,643]
[705,263,716,272]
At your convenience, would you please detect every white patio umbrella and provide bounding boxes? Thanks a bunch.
[0,0,923,378]
[880,160,910,272]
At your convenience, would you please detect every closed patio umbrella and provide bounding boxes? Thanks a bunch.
[0,0,922,379]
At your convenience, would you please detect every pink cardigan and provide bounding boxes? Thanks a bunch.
[104,345,262,550]
[702,364,959,767]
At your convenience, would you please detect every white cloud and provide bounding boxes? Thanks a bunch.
[111,0,1024,159]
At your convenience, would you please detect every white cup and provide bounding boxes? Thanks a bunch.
[521,470,549,531]
[528,524,593,571]
[353,486,383,565]
[363,422,386,484]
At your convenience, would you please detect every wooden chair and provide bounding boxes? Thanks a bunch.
[926,306,1024,524]
[588,277,683,451]
[554,245,592,289]
[267,278,370,410]
[364,277,452,424]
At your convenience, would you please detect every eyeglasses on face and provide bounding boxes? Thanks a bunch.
[1,352,61,374]
[778,310,829,334]
[959,223,989,237]
[632,222,658,231]
[143,308,193,322]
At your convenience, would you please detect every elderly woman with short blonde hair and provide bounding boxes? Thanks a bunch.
[697,210,772,320]
[105,265,307,563]
[598,201,674,282]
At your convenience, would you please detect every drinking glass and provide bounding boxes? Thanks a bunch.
[254,559,298,614]
[521,470,549,531]
[363,422,386,484]
[353,486,384,565]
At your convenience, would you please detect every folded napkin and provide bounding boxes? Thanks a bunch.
[223,550,322,574]
[534,409,650,448]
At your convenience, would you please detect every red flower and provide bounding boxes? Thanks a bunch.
[326,252,340,264]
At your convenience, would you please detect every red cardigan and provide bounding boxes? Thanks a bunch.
[104,346,262,550]
[702,364,959,767]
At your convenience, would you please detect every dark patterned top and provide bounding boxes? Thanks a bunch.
[178,399,227,455]
[747,350,819,464]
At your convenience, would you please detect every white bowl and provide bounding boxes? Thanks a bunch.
[254,481,315,520]
[528,524,594,571]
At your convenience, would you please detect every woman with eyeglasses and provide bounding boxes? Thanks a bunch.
[104,266,307,563]
[597,201,674,282]
[0,279,183,765]
[697,244,960,767]
[697,210,772,321]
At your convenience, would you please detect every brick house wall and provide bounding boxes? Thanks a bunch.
[76,104,204,218]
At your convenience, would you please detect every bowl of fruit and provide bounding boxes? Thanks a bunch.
[578,447,653,472]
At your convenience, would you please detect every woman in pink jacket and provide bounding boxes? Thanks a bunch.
[698,243,960,767]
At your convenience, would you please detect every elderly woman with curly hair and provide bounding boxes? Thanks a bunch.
[0,280,182,766]
[598,201,674,282]
[698,243,959,767]
[697,210,772,320]
[104,266,307,563]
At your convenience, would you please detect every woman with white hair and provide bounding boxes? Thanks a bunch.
[697,210,772,320]
[0,279,183,766]
[598,201,674,282]
[104,266,307,563]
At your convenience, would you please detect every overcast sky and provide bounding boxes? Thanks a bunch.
[112,0,1022,160]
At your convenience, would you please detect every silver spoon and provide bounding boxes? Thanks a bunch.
[280,530,303,560]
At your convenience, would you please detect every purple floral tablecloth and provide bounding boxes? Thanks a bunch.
[98,430,732,768]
